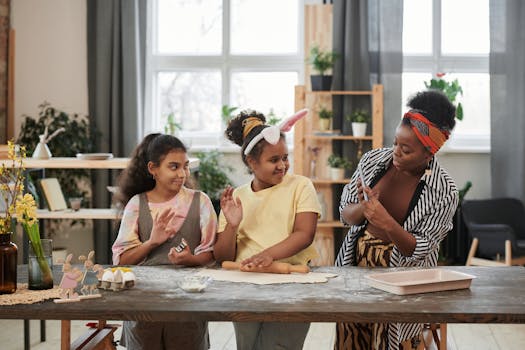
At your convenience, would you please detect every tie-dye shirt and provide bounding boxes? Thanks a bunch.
[112,187,217,265]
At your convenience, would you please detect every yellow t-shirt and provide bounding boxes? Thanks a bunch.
[218,173,321,265]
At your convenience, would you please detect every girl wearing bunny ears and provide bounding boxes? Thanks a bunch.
[215,109,321,350]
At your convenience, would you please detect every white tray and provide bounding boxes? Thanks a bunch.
[365,269,475,295]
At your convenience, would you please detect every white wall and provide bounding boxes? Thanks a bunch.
[438,152,491,200]
[11,0,88,135]
[11,0,91,258]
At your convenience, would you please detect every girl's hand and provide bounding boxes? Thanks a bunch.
[148,208,176,246]
[241,250,273,268]
[168,242,192,265]
[220,186,243,227]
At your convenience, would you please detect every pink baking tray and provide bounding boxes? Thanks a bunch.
[365,269,476,295]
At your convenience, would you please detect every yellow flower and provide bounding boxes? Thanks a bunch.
[15,193,38,227]
[1,140,27,234]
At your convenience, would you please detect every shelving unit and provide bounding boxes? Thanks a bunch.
[0,157,199,220]
[293,85,383,266]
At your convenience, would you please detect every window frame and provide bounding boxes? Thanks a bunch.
[403,0,490,153]
[144,0,305,151]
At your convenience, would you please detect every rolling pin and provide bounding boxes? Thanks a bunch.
[222,261,310,274]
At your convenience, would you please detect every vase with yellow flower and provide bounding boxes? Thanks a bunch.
[0,141,24,294]
[0,141,53,293]
[17,193,53,289]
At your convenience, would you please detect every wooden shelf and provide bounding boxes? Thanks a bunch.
[318,221,345,228]
[4,209,122,220]
[0,157,200,170]
[36,208,121,220]
[312,179,350,185]
[306,90,373,96]
[306,135,373,141]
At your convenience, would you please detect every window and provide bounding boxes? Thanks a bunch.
[402,0,490,152]
[146,0,303,149]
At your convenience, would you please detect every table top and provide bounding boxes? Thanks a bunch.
[2,266,524,324]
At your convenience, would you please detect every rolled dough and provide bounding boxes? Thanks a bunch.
[196,268,337,285]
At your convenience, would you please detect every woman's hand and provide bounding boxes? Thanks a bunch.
[148,208,176,246]
[221,186,243,227]
[361,187,396,240]
[241,250,273,268]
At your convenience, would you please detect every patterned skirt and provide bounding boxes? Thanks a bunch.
[335,230,421,350]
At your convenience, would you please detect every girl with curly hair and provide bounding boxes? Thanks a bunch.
[112,133,217,350]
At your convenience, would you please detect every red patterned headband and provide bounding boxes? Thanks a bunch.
[403,110,450,154]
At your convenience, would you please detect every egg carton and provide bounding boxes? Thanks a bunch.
[98,267,136,292]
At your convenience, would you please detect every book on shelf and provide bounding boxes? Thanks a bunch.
[39,178,68,211]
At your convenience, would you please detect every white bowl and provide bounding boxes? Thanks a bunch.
[178,275,212,293]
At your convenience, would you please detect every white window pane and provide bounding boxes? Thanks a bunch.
[403,0,432,55]
[441,0,489,55]
[158,72,221,132]
[157,0,222,54]
[447,73,490,135]
[231,0,299,54]
[231,72,298,121]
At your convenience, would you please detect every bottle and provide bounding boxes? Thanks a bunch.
[0,233,18,294]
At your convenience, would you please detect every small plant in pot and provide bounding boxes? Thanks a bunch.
[317,106,333,131]
[347,109,370,137]
[194,150,233,214]
[327,154,352,180]
[308,45,339,91]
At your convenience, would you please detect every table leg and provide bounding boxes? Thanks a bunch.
[40,320,46,341]
[24,319,29,350]
[61,320,71,350]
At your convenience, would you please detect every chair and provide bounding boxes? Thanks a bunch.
[462,198,525,266]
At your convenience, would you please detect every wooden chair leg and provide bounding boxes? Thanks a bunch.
[466,238,479,266]
[439,323,447,350]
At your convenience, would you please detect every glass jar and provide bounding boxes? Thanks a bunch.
[0,233,17,294]
[28,239,54,290]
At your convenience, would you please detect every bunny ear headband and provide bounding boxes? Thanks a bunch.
[243,108,309,155]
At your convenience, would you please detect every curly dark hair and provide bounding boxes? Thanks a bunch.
[405,90,456,131]
[116,133,187,206]
[225,109,284,167]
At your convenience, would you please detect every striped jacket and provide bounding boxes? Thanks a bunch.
[335,147,459,348]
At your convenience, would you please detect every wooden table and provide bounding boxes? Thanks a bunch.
[3,266,525,348]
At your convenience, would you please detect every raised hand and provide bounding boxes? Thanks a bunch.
[148,207,177,246]
[220,186,243,227]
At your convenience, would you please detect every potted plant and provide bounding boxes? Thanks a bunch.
[307,45,339,91]
[347,109,370,137]
[425,73,463,120]
[327,154,352,180]
[194,150,233,214]
[318,106,333,131]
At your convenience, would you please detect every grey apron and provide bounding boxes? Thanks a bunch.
[121,191,209,350]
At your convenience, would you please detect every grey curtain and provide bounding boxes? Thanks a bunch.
[332,0,403,162]
[490,0,525,203]
[87,0,146,263]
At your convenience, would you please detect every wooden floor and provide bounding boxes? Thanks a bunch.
[0,320,524,349]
